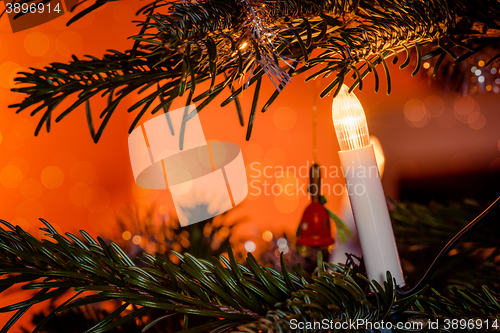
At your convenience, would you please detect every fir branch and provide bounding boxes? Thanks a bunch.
[392,200,500,292]
[1,217,500,332]
[9,0,500,142]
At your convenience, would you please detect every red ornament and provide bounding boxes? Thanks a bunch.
[296,164,335,247]
[297,201,335,247]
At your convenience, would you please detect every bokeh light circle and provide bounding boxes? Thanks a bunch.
[12,217,30,231]
[262,230,273,242]
[132,235,142,245]
[0,61,22,89]
[453,96,477,122]
[16,200,44,222]
[404,99,429,127]
[274,194,299,213]
[0,165,23,188]
[122,231,132,240]
[273,106,297,130]
[404,99,426,122]
[41,166,64,189]
[244,240,256,252]
[9,157,30,178]
[467,112,486,130]
[20,178,43,200]
[24,32,50,57]
[168,169,193,195]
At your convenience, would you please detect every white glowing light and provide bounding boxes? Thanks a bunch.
[244,240,256,252]
[491,68,498,75]
[471,66,477,73]
[333,87,405,286]
[332,85,370,151]
[277,238,287,247]
[475,69,482,76]
[478,76,485,83]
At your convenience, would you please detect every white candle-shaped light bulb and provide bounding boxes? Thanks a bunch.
[332,85,370,151]
[332,84,405,287]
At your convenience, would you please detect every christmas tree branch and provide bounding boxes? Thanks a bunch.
[1,216,500,332]
[9,0,500,142]
[392,200,500,293]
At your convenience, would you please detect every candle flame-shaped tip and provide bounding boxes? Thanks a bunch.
[332,84,370,151]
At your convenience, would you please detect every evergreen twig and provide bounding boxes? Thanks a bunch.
[8,0,500,142]
[0,216,499,332]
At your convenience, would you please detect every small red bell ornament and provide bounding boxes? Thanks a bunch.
[296,164,336,259]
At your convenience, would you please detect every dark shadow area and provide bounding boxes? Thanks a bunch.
[399,170,500,204]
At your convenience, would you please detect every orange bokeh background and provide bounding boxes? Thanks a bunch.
[1,1,500,329]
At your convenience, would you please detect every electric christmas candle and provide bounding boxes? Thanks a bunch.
[332,84,405,286]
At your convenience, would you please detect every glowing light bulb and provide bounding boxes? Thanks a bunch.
[332,84,370,151]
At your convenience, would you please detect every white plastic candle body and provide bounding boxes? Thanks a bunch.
[338,143,405,286]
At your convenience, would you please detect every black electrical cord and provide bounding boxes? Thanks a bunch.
[396,196,500,297]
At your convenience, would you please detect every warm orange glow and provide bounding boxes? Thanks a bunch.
[332,84,370,151]
[132,235,142,245]
[0,165,23,188]
[40,165,64,189]
[262,230,273,241]
[370,136,386,176]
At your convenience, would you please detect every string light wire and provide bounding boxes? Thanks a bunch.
[397,196,500,296]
